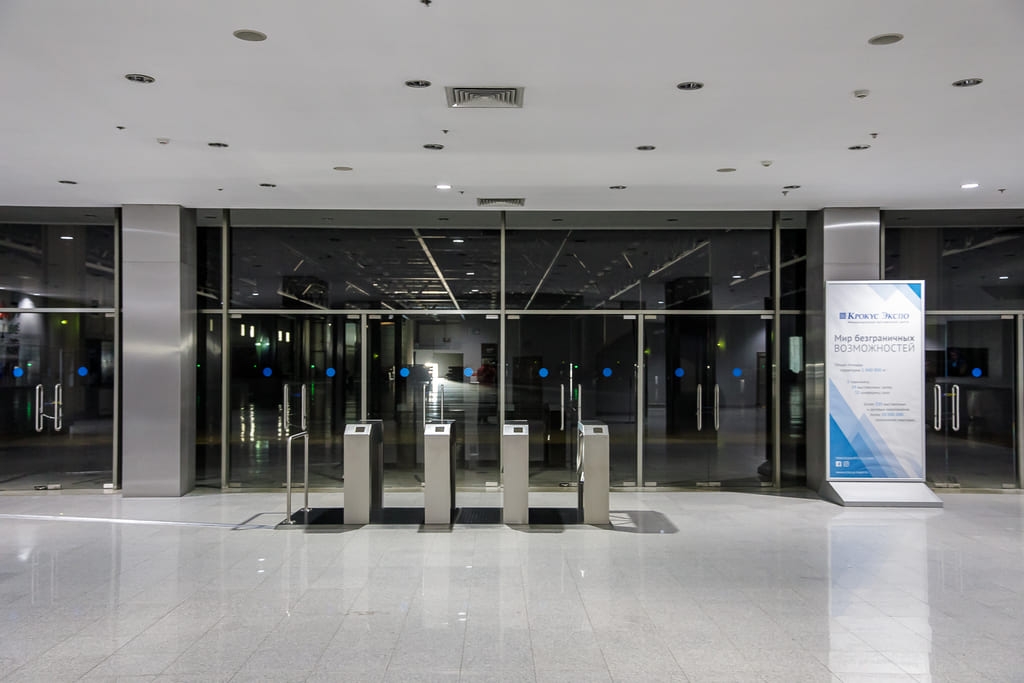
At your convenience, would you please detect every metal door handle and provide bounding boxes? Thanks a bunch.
[35,384,44,432]
[422,382,428,428]
[933,384,941,431]
[714,384,720,431]
[952,384,960,432]
[439,384,445,422]
[577,384,583,422]
[283,383,290,430]
[300,383,308,432]
[560,383,565,431]
[53,384,63,432]
[696,384,702,432]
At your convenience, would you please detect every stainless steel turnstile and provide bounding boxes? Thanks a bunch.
[343,420,383,524]
[502,420,530,524]
[424,419,457,524]
[577,420,610,524]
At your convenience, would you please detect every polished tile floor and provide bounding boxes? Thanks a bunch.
[1,490,1022,682]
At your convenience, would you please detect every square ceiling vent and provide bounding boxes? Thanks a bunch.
[446,87,524,108]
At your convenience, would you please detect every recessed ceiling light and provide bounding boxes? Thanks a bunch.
[868,33,904,45]
[124,73,155,84]
[952,78,983,88]
[609,185,627,190]
[60,235,74,240]
[259,183,277,188]
[233,29,267,42]
[405,80,431,88]
[636,145,656,151]
[676,81,704,91]
[58,179,77,185]
[717,168,737,173]
[961,183,980,189]
[466,271,475,275]
[452,238,464,243]
[731,275,742,279]
[333,166,353,172]
[423,143,444,150]
[116,125,126,130]
[848,144,871,151]
[436,184,452,190]
[999,275,1009,280]
[783,185,801,190]
[208,142,229,148]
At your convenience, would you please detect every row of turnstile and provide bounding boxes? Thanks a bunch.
[285,419,610,526]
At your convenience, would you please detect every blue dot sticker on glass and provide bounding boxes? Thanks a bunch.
[12,367,24,378]
[602,367,612,377]
[539,367,549,378]
[464,367,474,377]
[674,367,684,378]
[972,367,982,378]
[326,367,336,378]
[262,367,273,378]
[732,367,742,377]
[399,367,410,378]
[77,366,88,377]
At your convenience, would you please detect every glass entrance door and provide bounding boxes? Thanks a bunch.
[367,314,501,490]
[228,314,360,487]
[0,312,115,489]
[506,315,638,487]
[926,316,1016,488]
[643,315,769,486]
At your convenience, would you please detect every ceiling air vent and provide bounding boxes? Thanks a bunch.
[446,87,524,108]
[477,198,525,207]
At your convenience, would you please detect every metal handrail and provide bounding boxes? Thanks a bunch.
[283,430,309,524]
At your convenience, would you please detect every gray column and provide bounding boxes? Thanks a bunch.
[121,205,197,496]
[805,208,881,492]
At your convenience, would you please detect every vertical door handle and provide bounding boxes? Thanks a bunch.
[933,384,941,431]
[951,384,960,432]
[422,382,428,428]
[35,384,45,432]
[696,384,702,432]
[560,383,565,431]
[300,383,308,432]
[714,383,720,431]
[439,385,445,422]
[577,384,583,423]
[283,383,290,430]
[53,384,63,432]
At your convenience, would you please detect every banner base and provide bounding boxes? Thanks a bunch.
[819,481,943,508]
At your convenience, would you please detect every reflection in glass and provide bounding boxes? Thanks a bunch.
[0,223,115,308]
[925,316,1016,488]
[643,315,768,486]
[0,313,114,489]
[506,229,771,310]
[231,227,499,310]
[196,314,222,487]
[367,315,500,493]
[506,315,637,487]
[229,315,360,487]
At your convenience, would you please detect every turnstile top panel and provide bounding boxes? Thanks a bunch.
[578,420,609,436]
[424,423,452,437]
[344,422,379,436]
[502,422,529,436]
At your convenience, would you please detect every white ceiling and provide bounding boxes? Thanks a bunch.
[1,0,1022,212]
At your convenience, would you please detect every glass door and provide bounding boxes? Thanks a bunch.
[926,315,1016,488]
[643,315,769,486]
[0,312,115,489]
[368,314,501,490]
[506,315,638,487]
[228,314,360,487]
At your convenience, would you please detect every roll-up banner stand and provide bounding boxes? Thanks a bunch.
[821,281,942,507]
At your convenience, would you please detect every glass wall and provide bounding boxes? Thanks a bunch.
[0,208,118,490]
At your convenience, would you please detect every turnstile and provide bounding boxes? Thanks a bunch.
[424,419,457,524]
[577,420,610,524]
[502,420,530,524]
[343,420,383,524]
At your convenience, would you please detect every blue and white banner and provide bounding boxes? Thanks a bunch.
[826,281,925,481]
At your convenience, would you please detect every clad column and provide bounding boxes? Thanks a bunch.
[121,205,197,496]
